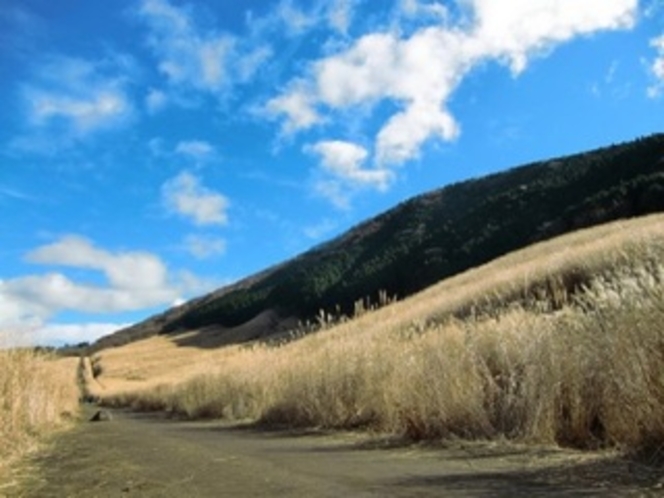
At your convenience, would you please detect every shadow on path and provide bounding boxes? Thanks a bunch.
[9,408,664,497]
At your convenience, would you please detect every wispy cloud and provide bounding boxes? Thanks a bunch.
[327,0,356,34]
[303,218,338,240]
[648,35,664,98]
[590,60,632,100]
[274,0,318,35]
[398,0,449,21]
[175,140,216,162]
[264,79,323,133]
[137,0,235,94]
[134,0,367,112]
[247,0,341,38]
[237,46,274,82]
[146,87,168,113]
[0,186,36,202]
[162,171,230,226]
[184,234,226,259]
[21,55,135,139]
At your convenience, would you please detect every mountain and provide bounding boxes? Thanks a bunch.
[93,134,664,350]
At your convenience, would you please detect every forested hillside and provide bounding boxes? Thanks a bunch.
[95,134,664,349]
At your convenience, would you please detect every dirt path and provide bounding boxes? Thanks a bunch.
[8,407,663,497]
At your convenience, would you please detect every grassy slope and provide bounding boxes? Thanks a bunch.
[94,213,664,451]
[95,134,664,349]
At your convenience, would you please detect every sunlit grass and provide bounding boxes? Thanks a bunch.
[98,213,664,452]
[0,348,79,481]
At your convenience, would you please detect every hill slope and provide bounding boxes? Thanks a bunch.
[95,134,664,349]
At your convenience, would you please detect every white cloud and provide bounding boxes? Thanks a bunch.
[648,35,664,97]
[313,180,353,210]
[265,80,322,132]
[268,0,638,169]
[162,171,229,226]
[275,0,318,35]
[175,140,215,161]
[27,236,168,291]
[22,55,134,137]
[184,235,227,259]
[376,100,459,164]
[34,322,129,347]
[468,0,637,74]
[0,236,209,339]
[137,0,234,93]
[276,27,466,165]
[399,0,449,21]
[327,0,356,34]
[29,92,129,129]
[306,140,394,208]
[137,0,298,106]
[246,0,359,40]
[309,140,392,190]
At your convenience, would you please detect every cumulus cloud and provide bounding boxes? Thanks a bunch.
[267,0,638,168]
[306,140,394,208]
[468,0,637,74]
[648,35,664,97]
[27,236,168,291]
[309,140,392,190]
[268,27,466,165]
[162,171,229,226]
[22,55,134,138]
[0,236,209,340]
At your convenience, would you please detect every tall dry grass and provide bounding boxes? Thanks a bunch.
[0,348,79,480]
[100,214,664,452]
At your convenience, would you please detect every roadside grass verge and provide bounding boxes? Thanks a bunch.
[100,214,664,453]
[0,349,79,482]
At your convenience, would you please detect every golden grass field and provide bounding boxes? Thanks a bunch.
[93,213,664,453]
[0,349,79,484]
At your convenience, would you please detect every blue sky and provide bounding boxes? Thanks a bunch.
[1,0,663,346]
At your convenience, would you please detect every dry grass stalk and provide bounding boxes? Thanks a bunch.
[0,348,79,481]
[97,214,664,452]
